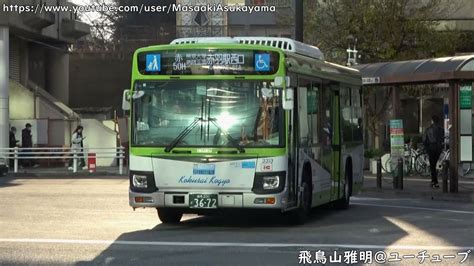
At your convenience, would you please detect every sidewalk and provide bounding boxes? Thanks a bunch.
[361,172,474,202]
[3,166,127,178]
[3,167,474,202]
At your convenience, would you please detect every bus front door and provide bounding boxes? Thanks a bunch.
[321,88,342,201]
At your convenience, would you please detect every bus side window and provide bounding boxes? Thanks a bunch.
[307,85,318,144]
[321,87,332,146]
[341,87,352,142]
[308,84,320,162]
[298,87,310,145]
[351,88,363,142]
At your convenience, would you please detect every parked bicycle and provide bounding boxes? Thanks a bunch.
[382,143,421,176]
[413,148,430,177]
[414,146,471,177]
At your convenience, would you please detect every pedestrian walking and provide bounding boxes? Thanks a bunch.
[422,115,444,188]
[9,126,19,167]
[68,125,87,170]
[21,123,38,167]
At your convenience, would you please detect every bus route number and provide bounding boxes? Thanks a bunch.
[173,62,187,71]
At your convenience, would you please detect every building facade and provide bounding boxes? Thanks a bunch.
[0,0,89,150]
[176,0,228,37]
[227,0,294,38]
[437,0,474,32]
[176,0,294,38]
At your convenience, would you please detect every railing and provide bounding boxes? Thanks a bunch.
[0,147,126,174]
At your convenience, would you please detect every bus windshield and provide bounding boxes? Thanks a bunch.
[132,80,283,148]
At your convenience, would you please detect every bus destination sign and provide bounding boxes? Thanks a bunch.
[138,49,279,75]
[172,52,245,71]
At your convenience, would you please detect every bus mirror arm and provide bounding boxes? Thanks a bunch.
[282,88,294,110]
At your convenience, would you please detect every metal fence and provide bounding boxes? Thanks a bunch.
[0,147,126,174]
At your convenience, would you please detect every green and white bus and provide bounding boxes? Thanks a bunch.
[123,37,364,224]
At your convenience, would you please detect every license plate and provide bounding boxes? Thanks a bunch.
[189,194,218,209]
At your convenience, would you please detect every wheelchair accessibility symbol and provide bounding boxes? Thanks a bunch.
[255,53,270,71]
[146,54,161,72]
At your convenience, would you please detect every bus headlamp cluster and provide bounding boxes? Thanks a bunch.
[129,171,158,193]
[252,171,286,194]
[133,174,148,188]
[262,176,280,190]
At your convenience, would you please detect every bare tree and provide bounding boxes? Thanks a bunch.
[72,0,119,52]
[73,0,175,52]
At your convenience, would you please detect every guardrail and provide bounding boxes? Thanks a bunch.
[0,147,126,174]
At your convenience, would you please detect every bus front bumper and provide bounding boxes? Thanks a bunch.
[129,190,286,210]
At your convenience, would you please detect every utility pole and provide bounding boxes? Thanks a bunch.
[295,0,303,41]
[0,27,9,156]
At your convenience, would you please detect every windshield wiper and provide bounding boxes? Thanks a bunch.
[164,117,201,153]
[209,118,245,153]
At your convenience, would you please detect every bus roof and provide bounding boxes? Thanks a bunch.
[134,37,361,84]
[170,37,325,61]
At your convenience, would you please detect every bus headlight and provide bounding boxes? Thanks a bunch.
[133,174,148,188]
[129,171,157,193]
[262,176,279,190]
[252,171,286,194]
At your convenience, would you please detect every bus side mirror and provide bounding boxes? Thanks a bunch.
[122,90,131,111]
[282,88,294,110]
[274,76,284,87]
[273,76,291,88]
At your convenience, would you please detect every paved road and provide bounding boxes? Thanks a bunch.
[0,176,473,265]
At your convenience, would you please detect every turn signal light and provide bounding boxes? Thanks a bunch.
[265,197,276,204]
[254,197,276,204]
[135,197,153,203]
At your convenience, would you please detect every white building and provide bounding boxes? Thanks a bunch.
[1,0,117,166]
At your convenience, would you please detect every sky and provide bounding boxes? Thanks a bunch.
[69,0,103,24]
[68,0,248,24]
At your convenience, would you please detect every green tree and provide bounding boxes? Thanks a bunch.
[301,0,461,64]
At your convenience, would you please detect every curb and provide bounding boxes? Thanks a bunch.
[4,171,127,178]
[364,175,474,184]
[360,188,474,203]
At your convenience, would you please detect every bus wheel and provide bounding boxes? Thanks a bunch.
[157,208,183,224]
[288,181,311,225]
[334,170,351,210]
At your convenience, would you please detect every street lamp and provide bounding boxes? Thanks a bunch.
[346,36,359,66]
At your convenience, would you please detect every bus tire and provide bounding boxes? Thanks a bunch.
[157,208,183,224]
[288,181,311,225]
[334,167,351,210]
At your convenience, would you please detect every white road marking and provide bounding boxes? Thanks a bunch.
[368,228,380,233]
[0,238,472,250]
[353,197,417,201]
[352,202,474,214]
